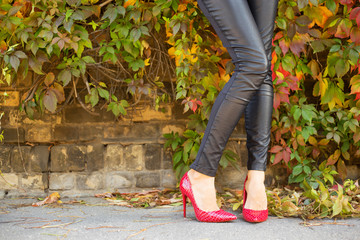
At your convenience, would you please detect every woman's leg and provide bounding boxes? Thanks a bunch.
[188,0,278,211]
[244,0,278,210]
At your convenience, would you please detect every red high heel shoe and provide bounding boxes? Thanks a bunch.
[242,176,268,223]
[180,172,237,222]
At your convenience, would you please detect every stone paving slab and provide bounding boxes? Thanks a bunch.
[0,197,359,240]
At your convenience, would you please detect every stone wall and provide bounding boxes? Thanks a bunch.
[0,85,258,198]
[1,87,360,199]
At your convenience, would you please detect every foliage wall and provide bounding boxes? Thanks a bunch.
[1,0,360,189]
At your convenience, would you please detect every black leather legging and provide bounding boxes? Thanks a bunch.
[190,0,279,177]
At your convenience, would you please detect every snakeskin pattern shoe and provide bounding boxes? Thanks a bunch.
[180,172,237,222]
[242,176,268,223]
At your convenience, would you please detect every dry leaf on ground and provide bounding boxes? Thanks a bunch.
[32,192,61,207]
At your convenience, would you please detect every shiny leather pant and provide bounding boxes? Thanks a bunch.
[190,0,279,177]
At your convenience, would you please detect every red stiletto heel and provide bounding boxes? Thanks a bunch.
[242,176,268,223]
[180,172,237,222]
[182,194,187,218]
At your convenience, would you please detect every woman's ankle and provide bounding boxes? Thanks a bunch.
[188,169,214,182]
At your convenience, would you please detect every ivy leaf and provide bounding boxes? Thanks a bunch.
[58,69,72,86]
[349,7,360,27]
[89,88,99,107]
[130,28,141,42]
[43,89,58,113]
[28,56,43,75]
[297,0,309,10]
[44,72,55,87]
[97,87,109,100]
[53,82,65,103]
[9,55,20,72]
[350,27,360,45]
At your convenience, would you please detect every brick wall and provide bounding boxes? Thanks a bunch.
[1,87,359,199]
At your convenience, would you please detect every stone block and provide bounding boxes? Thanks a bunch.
[26,125,52,143]
[161,170,177,188]
[49,173,75,190]
[16,70,33,87]
[124,104,172,122]
[67,145,86,171]
[106,172,134,189]
[104,144,124,171]
[30,146,49,172]
[161,123,186,136]
[129,124,160,139]
[64,106,114,123]
[239,141,248,167]
[135,172,160,188]
[0,145,12,173]
[124,145,143,171]
[78,125,103,141]
[103,126,130,140]
[0,91,20,107]
[162,149,173,169]
[145,144,161,170]
[50,145,68,172]
[76,172,104,190]
[10,146,31,172]
[0,173,19,189]
[269,165,288,185]
[54,125,79,142]
[86,144,104,171]
[2,127,25,143]
[21,174,45,190]
[103,124,160,141]
[216,166,247,189]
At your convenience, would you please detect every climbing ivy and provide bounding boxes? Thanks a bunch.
[1,0,360,196]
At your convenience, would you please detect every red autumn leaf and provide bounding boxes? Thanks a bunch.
[335,19,352,38]
[350,27,360,44]
[312,147,320,159]
[326,150,341,166]
[282,149,291,164]
[286,75,302,91]
[350,7,360,27]
[289,38,305,57]
[273,31,284,41]
[279,39,290,55]
[273,152,283,165]
[269,145,283,153]
[273,86,290,109]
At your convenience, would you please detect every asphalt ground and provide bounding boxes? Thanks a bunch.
[0,197,359,240]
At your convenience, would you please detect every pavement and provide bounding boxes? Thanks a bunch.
[0,197,359,240]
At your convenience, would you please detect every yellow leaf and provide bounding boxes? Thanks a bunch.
[141,40,149,49]
[168,47,175,57]
[144,58,150,66]
[124,0,136,8]
[319,76,328,98]
[308,136,317,145]
[178,4,187,12]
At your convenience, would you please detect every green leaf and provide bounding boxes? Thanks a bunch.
[332,197,342,217]
[89,88,99,107]
[292,164,303,176]
[97,88,109,100]
[9,56,20,72]
[173,151,182,167]
[58,69,72,86]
